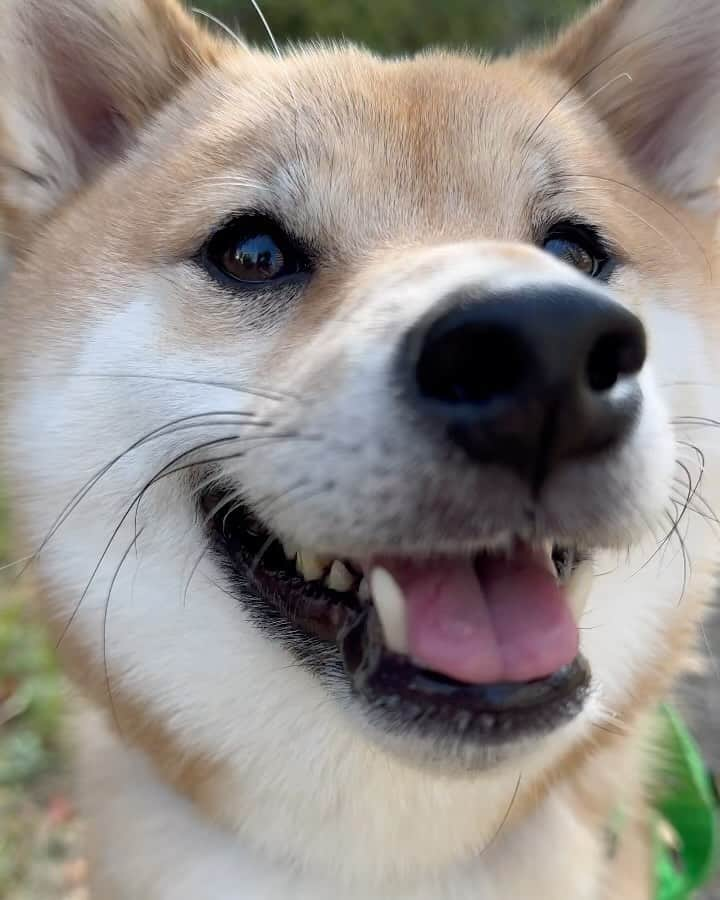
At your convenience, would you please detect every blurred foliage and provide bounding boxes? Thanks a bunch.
[0,501,78,900]
[0,492,62,786]
[0,604,62,787]
[0,488,62,893]
[197,0,593,55]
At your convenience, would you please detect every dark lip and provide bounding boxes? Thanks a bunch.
[201,489,590,742]
[341,603,590,741]
[201,490,360,642]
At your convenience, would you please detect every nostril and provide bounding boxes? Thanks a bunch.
[403,286,648,485]
[586,328,647,393]
[416,323,533,406]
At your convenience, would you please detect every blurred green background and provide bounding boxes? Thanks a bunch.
[198,0,592,55]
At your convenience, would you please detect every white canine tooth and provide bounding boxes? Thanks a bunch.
[358,577,371,603]
[295,551,326,581]
[326,560,354,592]
[566,560,593,625]
[370,567,409,655]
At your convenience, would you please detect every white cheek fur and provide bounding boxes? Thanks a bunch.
[5,263,720,888]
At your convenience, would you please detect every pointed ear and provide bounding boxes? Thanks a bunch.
[537,0,720,216]
[0,0,220,244]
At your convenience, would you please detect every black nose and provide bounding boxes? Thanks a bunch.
[405,285,647,490]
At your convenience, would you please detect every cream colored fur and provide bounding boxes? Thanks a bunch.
[2,1,720,897]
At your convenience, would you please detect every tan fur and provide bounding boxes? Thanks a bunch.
[2,1,720,897]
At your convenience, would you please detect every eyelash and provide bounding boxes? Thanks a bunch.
[541,220,614,279]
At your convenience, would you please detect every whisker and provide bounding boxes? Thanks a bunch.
[142,433,325,541]
[521,23,673,152]
[670,485,719,526]
[673,516,691,606]
[676,459,703,515]
[182,541,214,607]
[250,477,315,522]
[577,72,633,109]
[674,441,706,471]
[191,7,245,45]
[57,431,324,646]
[480,775,523,856]
[673,416,720,429]
[254,483,333,523]
[248,0,281,57]
[220,493,253,535]
[6,372,301,403]
[684,491,720,528]
[55,435,244,648]
[592,722,627,739]
[250,534,279,576]
[558,176,709,273]
[196,175,274,194]
[103,527,145,734]
[636,445,705,581]
[0,554,36,573]
[24,412,273,576]
[574,193,681,256]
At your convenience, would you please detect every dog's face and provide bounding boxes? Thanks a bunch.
[3,0,720,875]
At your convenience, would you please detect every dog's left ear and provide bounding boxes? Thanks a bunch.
[0,0,224,260]
[538,0,720,217]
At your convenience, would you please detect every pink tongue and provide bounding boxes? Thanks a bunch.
[375,552,579,685]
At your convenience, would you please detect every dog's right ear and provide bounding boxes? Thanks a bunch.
[0,0,223,257]
[537,0,720,218]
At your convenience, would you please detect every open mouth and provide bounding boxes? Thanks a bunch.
[201,489,594,742]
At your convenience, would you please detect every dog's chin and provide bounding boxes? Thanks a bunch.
[199,487,594,771]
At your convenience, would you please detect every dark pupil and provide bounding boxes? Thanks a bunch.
[225,234,284,281]
[546,238,593,274]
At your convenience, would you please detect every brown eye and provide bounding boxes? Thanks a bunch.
[543,224,609,278]
[202,215,310,287]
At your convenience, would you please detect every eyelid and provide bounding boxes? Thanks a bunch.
[541,220,616,280]
[540,215,622,262]
[198,213,313,261]
[545,220,606,245]
[195,212,314,291]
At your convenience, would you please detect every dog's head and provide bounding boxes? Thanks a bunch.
[3,0,720,878]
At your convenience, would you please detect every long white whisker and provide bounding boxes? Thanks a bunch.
[248,0,281,57]
[0,554,36,573]
[192,7,245,46]
[577,72,632,108]
[564,187,683,259]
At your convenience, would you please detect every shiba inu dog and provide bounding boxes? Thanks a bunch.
[3,0,720,896]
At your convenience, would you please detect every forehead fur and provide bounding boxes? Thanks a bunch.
[178,50,595,244]
[0,48,659,248]
[7,43,708,304]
